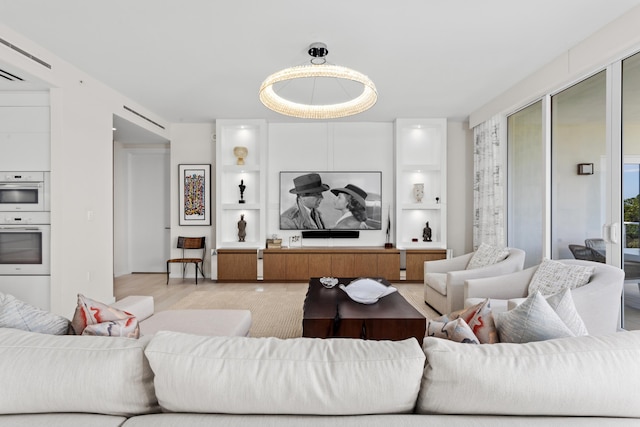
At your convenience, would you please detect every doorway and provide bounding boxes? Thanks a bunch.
[128,149,170,272]
[112,115,170,277]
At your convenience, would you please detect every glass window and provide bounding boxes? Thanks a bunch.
[551,71,606,260]
[508,101,543,267]
[622,51,640,330]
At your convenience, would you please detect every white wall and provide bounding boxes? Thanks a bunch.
[470,5,640,127]
[169,123,215,278]
[49,85,116,314]
[113,141,129,277]
[267,122,394,247]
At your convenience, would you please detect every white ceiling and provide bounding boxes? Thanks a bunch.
[1,0,640,131]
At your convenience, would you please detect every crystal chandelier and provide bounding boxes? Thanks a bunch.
[259,43,377,119]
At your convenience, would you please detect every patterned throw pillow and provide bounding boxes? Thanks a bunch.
[0,292,70,335]
[451,298,499,344]
[427,318,479,344]
[545,289,588,336]
[528,259,594,296]
[494,291,574,343]
[71,294,139,338]
[466,243,510,270]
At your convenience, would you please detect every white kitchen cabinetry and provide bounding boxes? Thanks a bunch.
[0,92,50,171]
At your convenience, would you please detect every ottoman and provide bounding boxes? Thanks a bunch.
[112,295,252,337]
[139,309,252,336]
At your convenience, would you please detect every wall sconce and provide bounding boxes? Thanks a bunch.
[577,163,594,175]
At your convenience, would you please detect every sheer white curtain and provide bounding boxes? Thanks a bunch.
[473,115,506,248]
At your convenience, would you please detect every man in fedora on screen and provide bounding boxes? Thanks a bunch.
[281,173,330,229]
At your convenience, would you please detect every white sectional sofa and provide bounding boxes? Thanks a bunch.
[1,327,639,426]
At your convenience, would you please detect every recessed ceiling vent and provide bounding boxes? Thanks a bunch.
[123,105,166,130]
[0,37,52,69]
[0,68,24,82]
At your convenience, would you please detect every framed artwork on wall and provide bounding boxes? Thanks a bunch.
[279,171,382,230]
[179,164,211,226]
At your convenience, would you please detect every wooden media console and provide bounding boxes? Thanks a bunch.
[262,247,401,282]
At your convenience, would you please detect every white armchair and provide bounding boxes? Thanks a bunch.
[464,259,625,335]
[423,247,526,315]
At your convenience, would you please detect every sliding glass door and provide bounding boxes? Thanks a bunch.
[506,49,640,329]
[622,52,640,329]
[550,71,608,262]
[508,101,544,268]
[508,61,637,328]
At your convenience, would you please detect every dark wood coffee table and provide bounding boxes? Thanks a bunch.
[303,277,426,343]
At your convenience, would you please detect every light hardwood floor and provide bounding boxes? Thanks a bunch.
[114,273,304,312]
[115,273,198,311]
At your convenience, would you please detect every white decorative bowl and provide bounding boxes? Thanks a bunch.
[339,278,397,304]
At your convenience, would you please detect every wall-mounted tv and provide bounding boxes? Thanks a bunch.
[280,171,382,230]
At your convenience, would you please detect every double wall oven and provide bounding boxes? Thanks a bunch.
[0,172,51,309]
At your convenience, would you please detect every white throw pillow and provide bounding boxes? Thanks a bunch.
[466,243,510,270]
[145,332,425,415]
[545,289,588,336]
[0,328,158,416]
[0,292,70,335]
[528,259,594,296]
[494,291,574,343]
[417,331,640,417]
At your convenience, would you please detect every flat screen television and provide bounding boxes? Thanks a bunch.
[279,171,382,230]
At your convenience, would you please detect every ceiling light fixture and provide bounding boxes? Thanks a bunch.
[259,42,377,119]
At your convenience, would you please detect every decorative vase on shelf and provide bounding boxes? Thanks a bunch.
[413,183,424,203]
[233,146,248,165]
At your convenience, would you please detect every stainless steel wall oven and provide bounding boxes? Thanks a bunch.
[0,171,49,211]
[0,212,50,275]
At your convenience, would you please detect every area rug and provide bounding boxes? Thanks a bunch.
[169,282,439,339]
